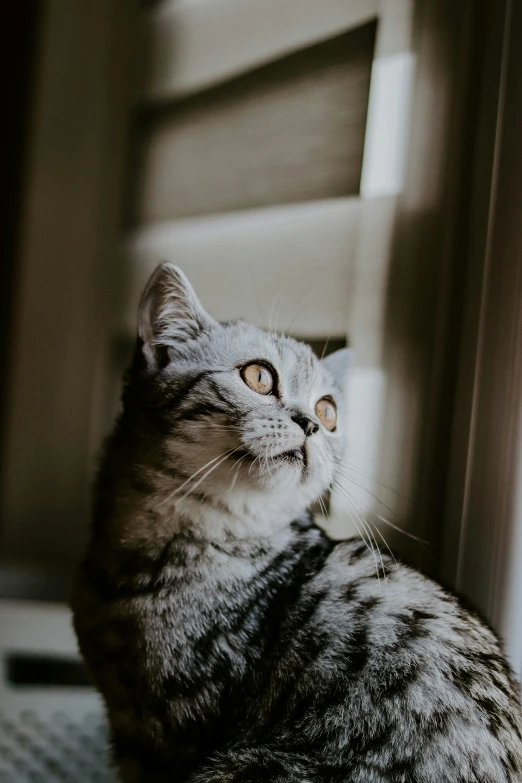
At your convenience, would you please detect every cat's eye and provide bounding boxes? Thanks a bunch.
[241,363,275,395]
[315,398,337,431]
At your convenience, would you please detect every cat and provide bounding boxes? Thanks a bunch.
[72,263,522,783]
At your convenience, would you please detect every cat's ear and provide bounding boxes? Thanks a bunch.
[321,348,353,391]
[138,263,216,368]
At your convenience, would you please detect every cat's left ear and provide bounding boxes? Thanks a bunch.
[138,263,216,369]
[321,348,353,392]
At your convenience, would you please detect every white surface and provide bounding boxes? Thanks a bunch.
[141,0,380,100]
[360,52,415,197]
[0,600,100,719]
[127,198,362,338]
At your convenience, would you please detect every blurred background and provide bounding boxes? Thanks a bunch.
[1,0,522,777]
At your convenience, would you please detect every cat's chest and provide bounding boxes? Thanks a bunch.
[140,552,286,680]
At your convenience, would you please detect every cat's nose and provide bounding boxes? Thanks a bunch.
[291,410,319,437]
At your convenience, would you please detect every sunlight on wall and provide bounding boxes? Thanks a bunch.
[361,52,415,198]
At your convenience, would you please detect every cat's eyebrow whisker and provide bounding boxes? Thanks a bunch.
[284,281,319,335]
[271,292,286,339]
[285,308,314,340]
[248,256,265,324]
[274,296,284,335]
[320,336,331,361]
[284,295,308,335]
[267,290,283,336]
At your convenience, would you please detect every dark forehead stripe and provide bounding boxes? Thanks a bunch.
[217,320,324,395]
[269,336,317,396]
[295,345,315,393]
[277,333,315,361]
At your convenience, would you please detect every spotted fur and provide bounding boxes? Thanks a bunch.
[72,264,522,782]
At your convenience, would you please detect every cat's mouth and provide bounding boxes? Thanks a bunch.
[234,445,307,470]
[268,445,307,471]
[277,447,306,465]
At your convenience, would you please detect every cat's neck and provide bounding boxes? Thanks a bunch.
[96,462,309,558]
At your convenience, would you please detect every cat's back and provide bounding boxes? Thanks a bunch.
[268,536,522,781]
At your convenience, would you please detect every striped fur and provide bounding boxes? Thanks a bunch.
[72,265,522,782]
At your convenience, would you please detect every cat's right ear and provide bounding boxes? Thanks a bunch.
[137,263,216,369]
[321,348,353,392]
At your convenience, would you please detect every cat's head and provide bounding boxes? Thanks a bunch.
[127,263,350,527]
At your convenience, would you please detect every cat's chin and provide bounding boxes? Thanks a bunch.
[270,446,306,467]
[234,445,308,484]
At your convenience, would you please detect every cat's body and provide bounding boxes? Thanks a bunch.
[72,265,522,782]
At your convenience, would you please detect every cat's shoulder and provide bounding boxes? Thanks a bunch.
[315,535,500,647]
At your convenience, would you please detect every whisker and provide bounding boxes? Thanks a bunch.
[320,336,331,361]
[317,494,328,524]
[376,514,428,545]
[248,257,265,324]
[338,460,414,504]
[226,452,247,477]
[334,467,408,524]
[284,281,325,337]
[335,468,427,546]
[265,444,276,480]
[205,427,240,434]
[267,290,283,336]
[228,453,248,493]
[180,448,242,502]
[159,448,238,509]
[332,480,383,584]
[284,288,314,335]
[248,455,261,476]
[272,293,285,337]
[366,516,397,568]
[332,480,389,583]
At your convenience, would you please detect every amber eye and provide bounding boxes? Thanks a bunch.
[241,363,275,395]
[315,397,337,431]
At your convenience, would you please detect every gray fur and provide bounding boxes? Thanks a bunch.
[72,264,522,782]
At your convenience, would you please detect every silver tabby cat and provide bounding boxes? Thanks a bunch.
[72,264,522,782]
